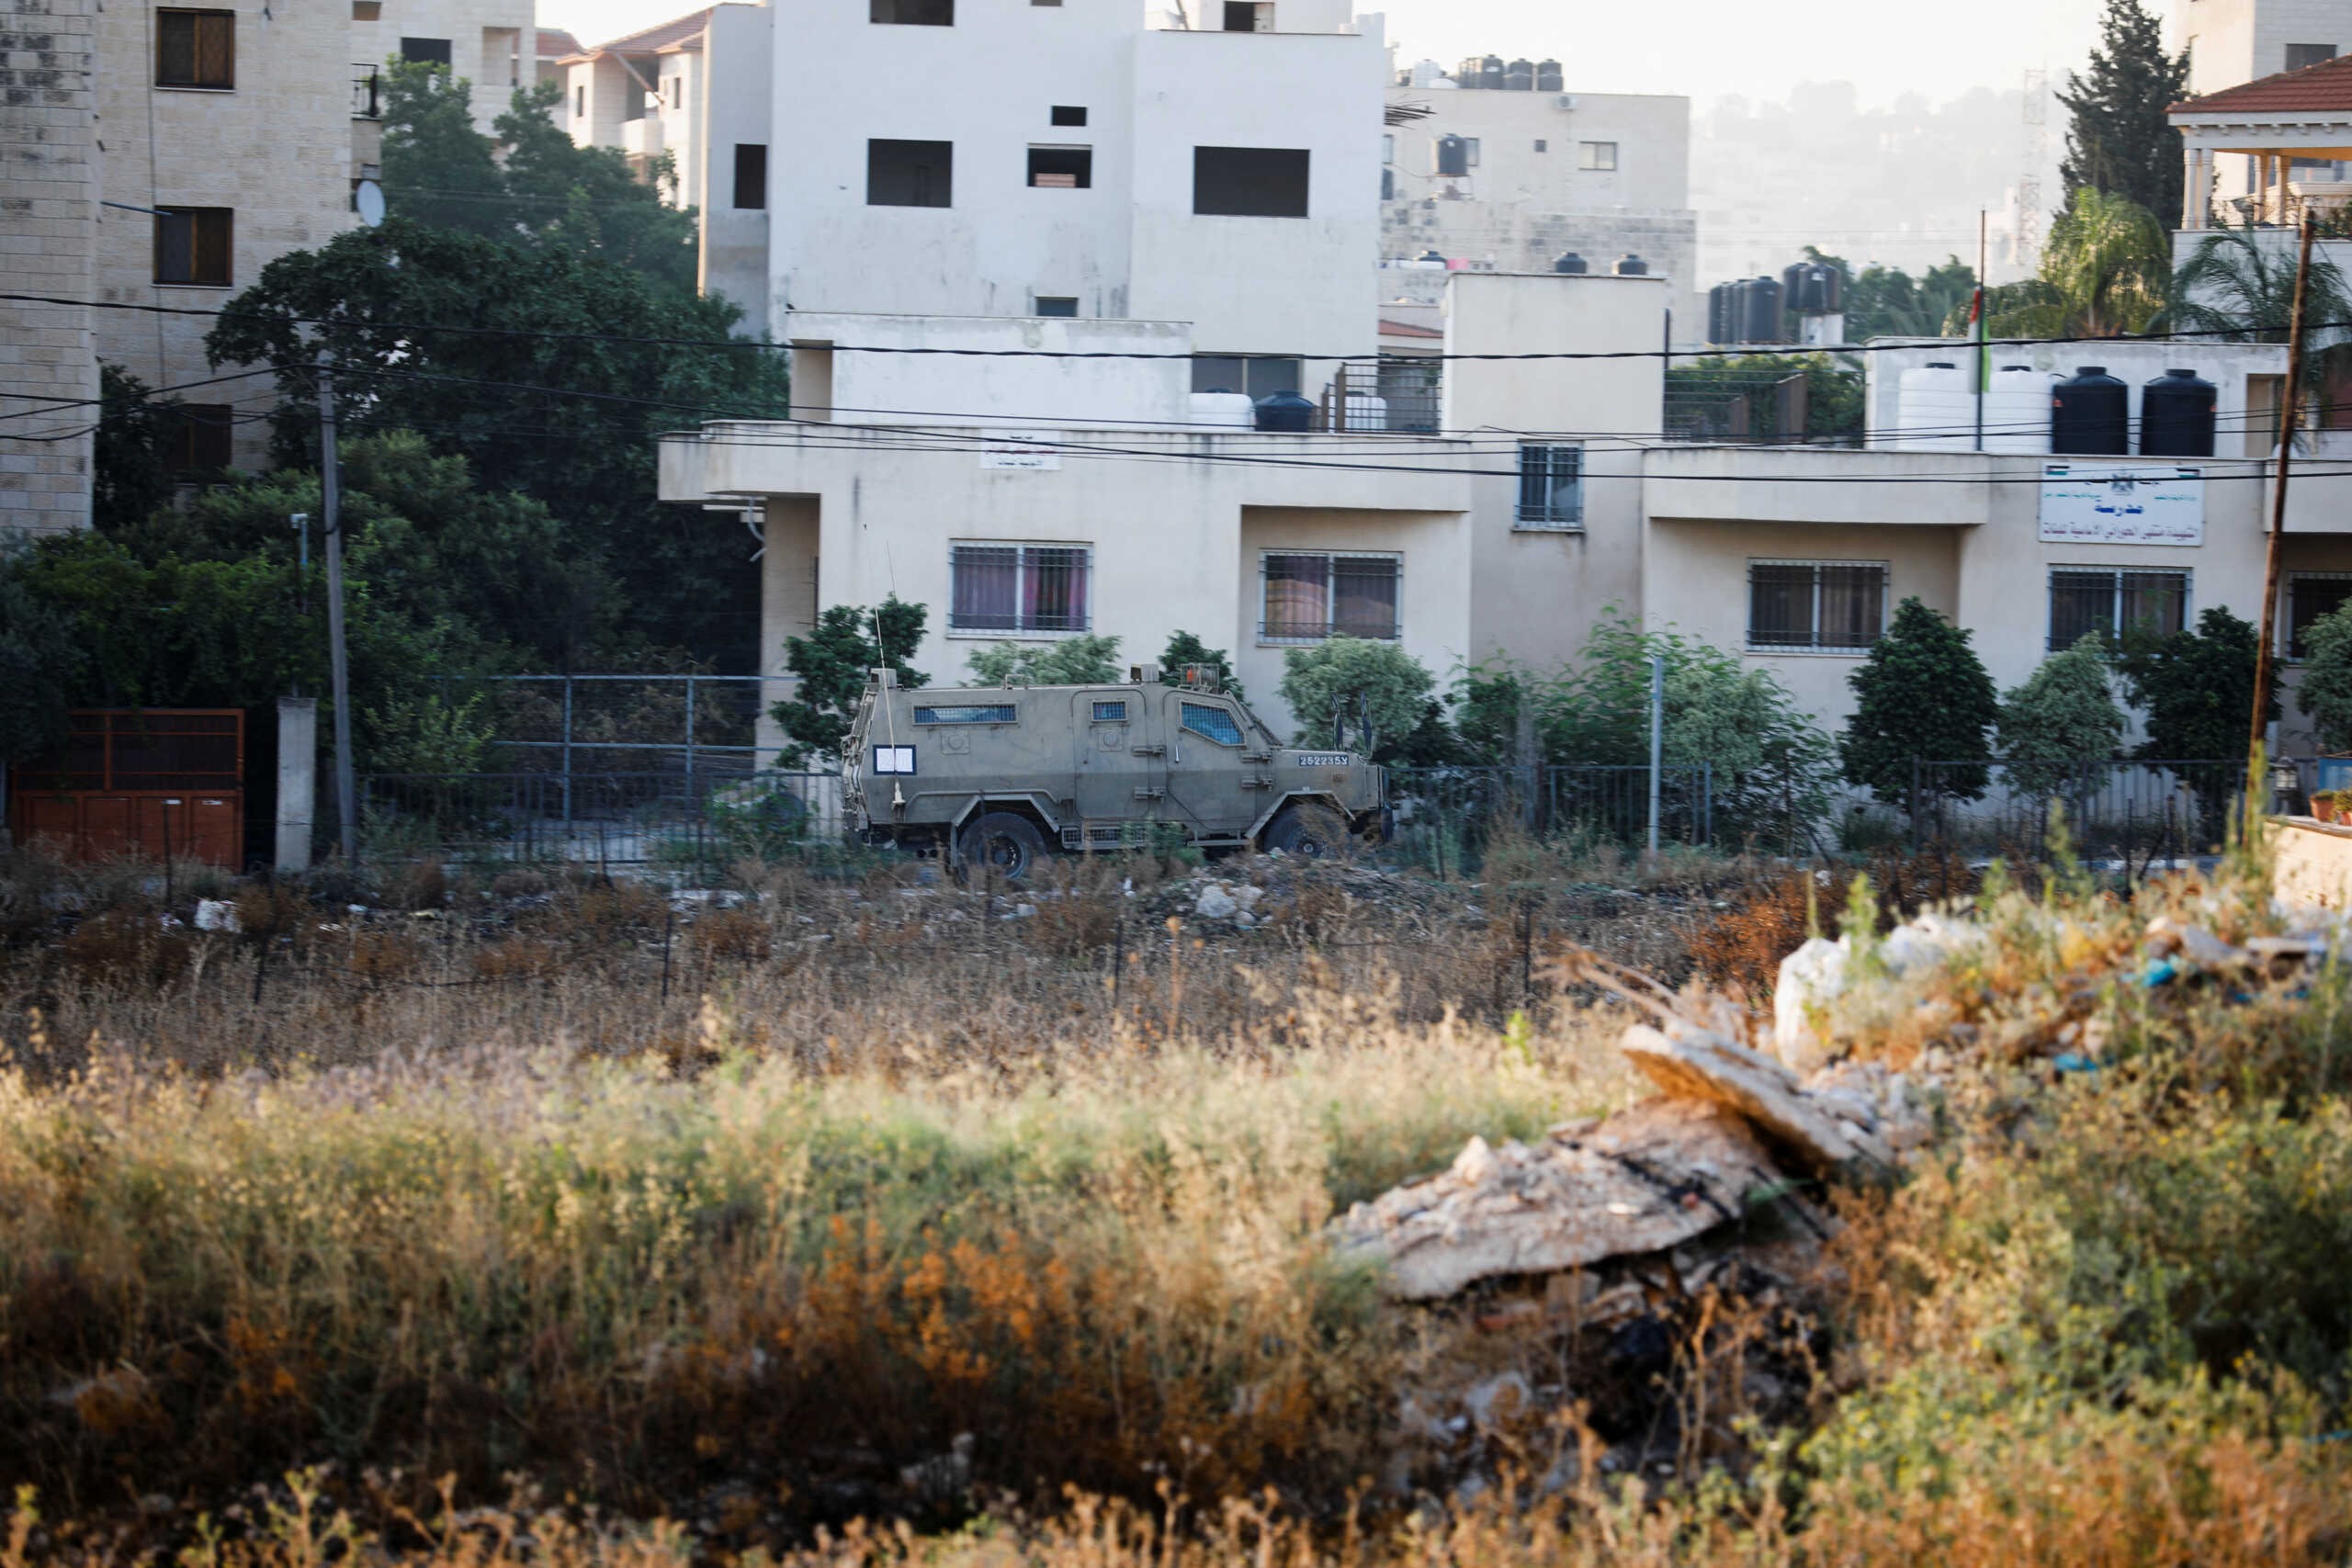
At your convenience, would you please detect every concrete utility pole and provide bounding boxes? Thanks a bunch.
[1646,652,1664,853]
[316,351,358,863]
[2251,210,2318,773]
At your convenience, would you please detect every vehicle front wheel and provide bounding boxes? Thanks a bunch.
[958,811,1047,881]
[1262,802,1350,860]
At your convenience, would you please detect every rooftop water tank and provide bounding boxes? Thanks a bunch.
[1895,361,1973,452]
[1477,53,1505,89]
[1740,276,1782,343]
[2052,366,2130,456]
[1708,282,1736,344]
[1408,58,1449,87]
[1455,56,1487,85]
[1189,390,1256,430]
[1781,259,1842,315]
[1253,390,1315,433]
[2140,367,2217,457]
[1553,250,1588,274]
[1504,57,1534,90]
[1614,252,1648,276]
[1982,365,2054,455]
[1535,58,1563,91]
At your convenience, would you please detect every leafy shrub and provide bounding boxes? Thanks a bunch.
[965,633,1122,686]
[1996,633,2126,795]
[1841,596,1999,807]
[1278,637,1435,758]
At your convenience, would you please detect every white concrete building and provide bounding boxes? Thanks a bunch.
[2177,0,2352,99]
[355,0,537,134]
[1379,62,1700,336]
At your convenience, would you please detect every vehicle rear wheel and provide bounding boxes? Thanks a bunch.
[959,811,1047,881]
[1263,801,1350,860]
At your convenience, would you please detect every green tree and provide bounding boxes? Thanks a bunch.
[2298,603,2352,752]
[964,634,1122,686]
[2118,605,2275,763]
[2058,0,2191,221]
[769,598,929,767]
[378,59,507,239]
[0,535,73,770]
[1986,187,2170,338]
[206,218,788,666]
[2169,219,2352,408]
[1276,637,1435,761]
[1664,352,1862,441]
[1841,597,2001,807]
[1996,634,2128,795]
[1159,629,1243,700]
[91,365,187,532]
[1803,248,1977,342]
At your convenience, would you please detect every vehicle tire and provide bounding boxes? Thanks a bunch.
[959,811,1047,881]
[1262,801,1351,860]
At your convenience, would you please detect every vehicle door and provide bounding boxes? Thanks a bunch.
[1164,691,1267,837]
[1071,686,1163,843]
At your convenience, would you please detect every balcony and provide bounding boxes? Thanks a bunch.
[621,115,666,159]
[351,66,380,118]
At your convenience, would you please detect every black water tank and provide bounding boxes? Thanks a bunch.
[1435,134,1468,176]
[1781,259,1841,315]
[1253,390,1314,433]
[1709,282,1736,344]
[1553,250,1588,274]
[1478,53,1505,89]
[1504,57,1534,90]
[1415,247,1446,263]
[2052,367,2130,455]
[1614,252,1648,275]
[1535,58,1563,91]
[2140,367,2218,457]
[1742,276,1782,343]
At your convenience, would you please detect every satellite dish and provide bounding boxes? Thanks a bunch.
[354,178,386,227]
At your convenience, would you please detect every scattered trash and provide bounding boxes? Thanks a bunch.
[193,899,240,933]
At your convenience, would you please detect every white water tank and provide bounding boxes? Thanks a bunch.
[1188,390,1256,429]
[1340,390,1389,432]
[1982,365,2055,455]
[1893,361,1973,451]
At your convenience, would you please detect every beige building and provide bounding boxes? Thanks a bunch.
[356,0,538,135]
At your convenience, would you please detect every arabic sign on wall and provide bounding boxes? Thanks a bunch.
[2038,465,2205,546]
[980,434,1061,470]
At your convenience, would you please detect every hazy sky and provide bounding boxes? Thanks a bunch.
[541,0,2115,106]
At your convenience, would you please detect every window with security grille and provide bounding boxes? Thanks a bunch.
[1516,444,1582,527]
[948,544,1091,634]
[1091,701,1126,721]
[1260,552,1400,642]
[2047,567,2188,651]
[1747,560,1887,652]
[1181,703,1245,745]
[157,9,234,86]
[153,207,232,286]
[2288,572,2352,659]
[914,705,1016,725]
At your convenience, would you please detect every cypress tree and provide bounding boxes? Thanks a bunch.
[2058,0,2192,222]
[1840,597,2001,808]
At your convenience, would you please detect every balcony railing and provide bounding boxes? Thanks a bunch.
[352,67,380,118]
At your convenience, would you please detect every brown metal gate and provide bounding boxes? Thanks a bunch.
[8,709,246,869]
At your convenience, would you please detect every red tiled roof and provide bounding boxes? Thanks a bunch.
[534,27,583,56]
[1377,318,1442,339]
[2172,53,2352,115]
[583,9,712,56]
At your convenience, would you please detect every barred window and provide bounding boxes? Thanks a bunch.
[1091,700,1127,721]
[1747,560,1887,652]
[1516,444,1582,528]
[2288,572,2352,659]
[2047,567,2188,651]
[914,705,1016,725]
[948,543,1090,634]
[1260,552,1400,642]
[1182,703,1245,746]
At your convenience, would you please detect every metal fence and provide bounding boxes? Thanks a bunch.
[1891,757,2256,864]
[359,769,842,874]
[1383,763,1713,875]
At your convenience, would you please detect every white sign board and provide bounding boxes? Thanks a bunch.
[980,433,1061,470]
[2038,464,2205,546]
[871,745,916,775]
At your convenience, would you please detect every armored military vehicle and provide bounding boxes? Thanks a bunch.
[842,664,1388,878]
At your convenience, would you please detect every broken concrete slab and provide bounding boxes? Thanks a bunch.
[1619,1023,1894,1174]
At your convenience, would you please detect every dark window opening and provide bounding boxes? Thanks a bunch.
[732,143,767,209]
[2047,568,2188,651]
[1191,355,1301,400]
[1050,104,1087,127]
[1193,145,1308,217]
[2290,574,2352,659]
[168,404,234,473]
[1222,1,1269,28]
[1027,145,1091,187]
[399,35,453,64]
[153,207,232,286]
[868,139,953,207]
[2286,42,2338,73]
[573,84,585,117]
[1534,138,1547,152]
[1035,296,1079,317]
[157,9,234,87]
[1747,560,1887,651]
[870,0,953,22]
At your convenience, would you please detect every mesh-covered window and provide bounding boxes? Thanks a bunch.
[2047,567,2188,650]
[1091,701,1127,721]
[1746,560,1887,652]
[2290,573,2352,659]
[949,544,1091,634]
[1182,703,1245,746]
[157,9,234,86]
[1516,444,1582,527]
[914,705,1017,725]
[1261,553,1400,641]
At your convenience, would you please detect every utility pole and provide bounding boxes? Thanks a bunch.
[1646,651,1664,854]
[2251,210,2317,774]
[1973,210,1988,450]
[317,351,357,863]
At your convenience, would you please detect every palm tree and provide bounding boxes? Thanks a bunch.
[2168,217,2352,421]
[1986,186,2171,338]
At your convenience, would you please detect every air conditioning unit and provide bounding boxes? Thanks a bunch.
[1555,94,1577,110]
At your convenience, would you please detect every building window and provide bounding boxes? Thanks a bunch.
[1035,296,1079,317]
[352,1,380,17]
[868,139,953,207]
[915,704,1017,724]
[2286,42,2338,73]
[153,207,232,286]
[156,9,234,87]
[2046,567,2188,651]
[666,75,683,109]
[1516,444,1582,528]
[1027,145,1091,187]
[732,143,767,209]
[870,0,953,22]
[949,544,1091,634]
[573,84,585,117]
[1193,146,1309,217]
[1534,138,1547,152]
[2289,572,2352,658]
[167,404,234,473]
[1747,560,1888,652]
[1579,140,1617,171]
[1181,702,1246,746]
[1222,1,1271,28]
[1051,105,1087,126]
[1191,355,1301,400]
[1260,552,1401,642]
[1382,132,1394,164]
[399,35,452,64]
